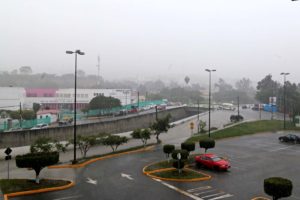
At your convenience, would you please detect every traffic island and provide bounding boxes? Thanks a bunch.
[0,179,74,200]
[143,161,211,182]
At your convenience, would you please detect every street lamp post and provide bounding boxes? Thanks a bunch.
[205,69,216,137]
[280,72,290,130]
[66,50,85,164]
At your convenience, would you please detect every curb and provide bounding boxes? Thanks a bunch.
[143,162,212,182]
[49,145,154,169]
[251,197,270,200]
[3,180,74,200]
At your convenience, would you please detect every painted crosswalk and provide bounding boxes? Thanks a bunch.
[187,186,233,200]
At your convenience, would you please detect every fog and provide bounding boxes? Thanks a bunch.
[0,0,300,84]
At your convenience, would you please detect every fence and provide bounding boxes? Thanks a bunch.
[0,117,51,132]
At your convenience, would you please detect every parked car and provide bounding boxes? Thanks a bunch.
[279,134,300,143]
[31,123,49,130]
[195,153,231,171]
[230,115,244,122]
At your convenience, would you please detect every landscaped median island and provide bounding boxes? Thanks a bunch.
[186,120,300,143]
[0,179,74,199]
[143,158,211,182]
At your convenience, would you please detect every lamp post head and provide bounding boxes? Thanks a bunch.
[205,69,216,72]
[75,50,85,55]
[205,69,210,72]
[66,51,74,54]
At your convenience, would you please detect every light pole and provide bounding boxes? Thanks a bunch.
[205,69,216,137]
[280,72,290,130]
[66,49,85,164]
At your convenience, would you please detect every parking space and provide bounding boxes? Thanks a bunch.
[167,132,300,199]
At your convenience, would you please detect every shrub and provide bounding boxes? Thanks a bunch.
[101,135,128,152]
[131,129,141,138]
[199,138,215,152]
[181,142,195,153]
[171,149,189,160]
[68,135,102,158]
[16,152,59,184]
[30,137,67,153]
[163,144,175,162]
[264,177,293,200]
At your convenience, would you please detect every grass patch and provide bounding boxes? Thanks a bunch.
[186,120,300,143]
[144,160,173,172]
[152,169,206,179]
[0,179,70,194]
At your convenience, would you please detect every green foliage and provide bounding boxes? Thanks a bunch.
[89,95,121,110]
[32,103,41,113]
[163,144,175,157]
[16,152,59,183]
[30,137,67,153]
[131,128,151,147]
[199,120,206,133]
[171,149,189,160]
[69,135,102,158]
[199,138,215,152]
[9,109,36,120]
[181,142,195,153]
[264,177,293,200]
[131,129,142,138]
[147,87,204,104]
[101,135,128,152]
[186,120,300,143]
[151,114,171,143]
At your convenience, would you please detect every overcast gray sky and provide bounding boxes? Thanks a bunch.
[1,0,300,85]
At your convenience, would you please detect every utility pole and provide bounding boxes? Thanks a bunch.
[137,91,140,112]
[19,102,22,128]
[197,99,200,133]
[237,96,240,117]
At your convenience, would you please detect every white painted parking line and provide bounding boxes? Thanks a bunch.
[201,192,225,199]
[268,146,291,152]
[53,195,82,200]
[187,186,212,193]
[194,189,217,196]
[208,194,233,200]
[152,178,204,200]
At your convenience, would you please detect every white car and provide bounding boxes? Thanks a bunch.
[31,123,49,130]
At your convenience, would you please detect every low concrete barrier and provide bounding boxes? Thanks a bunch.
[0,107,205,148]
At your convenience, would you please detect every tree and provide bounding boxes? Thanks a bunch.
[89,95,121,110]
[9,109,36,120]
[184,76,190,85]
[68,135,102,158]
[163,144,175,162]
[131,128,151,147]
[16,152,59,183]
[264,177,293,200]
[256,74,280,104]
[19,66,32,75]
[199,138,215,152]
[181,142,195,154]
[101,135,128,152]
[33,103,41,113]
[151,114,171,143]
[30,137,67,153]
[199,120,206,133]
[171,149,188,174]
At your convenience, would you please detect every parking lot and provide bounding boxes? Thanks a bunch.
[167,132,300,200]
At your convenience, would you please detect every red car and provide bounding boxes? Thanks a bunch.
[195,153,230,171]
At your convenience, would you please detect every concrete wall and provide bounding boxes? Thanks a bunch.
[0,106,204,148]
